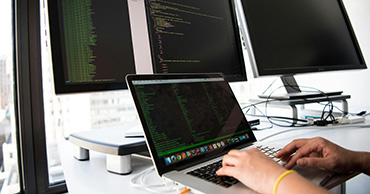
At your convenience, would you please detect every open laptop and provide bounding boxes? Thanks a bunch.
[126,73,330,194]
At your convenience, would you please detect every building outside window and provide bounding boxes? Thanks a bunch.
[0,0,20,193]
[40,0,140,185]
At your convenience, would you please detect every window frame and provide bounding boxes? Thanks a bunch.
[15,0,67,193]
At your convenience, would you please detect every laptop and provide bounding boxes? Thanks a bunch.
[126,73,330,194]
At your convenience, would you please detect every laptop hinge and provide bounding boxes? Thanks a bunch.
[175,142,256,171]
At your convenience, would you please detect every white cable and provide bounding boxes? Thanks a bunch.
[130,167,153,188]
[130,166,178,193]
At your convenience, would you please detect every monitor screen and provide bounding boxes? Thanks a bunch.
[238,0,366,77]
[48,0,247,94]
[48,0,136,94]
[143,0,247,82]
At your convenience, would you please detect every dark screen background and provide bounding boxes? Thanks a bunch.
[49,0,136,93]
[145,0,247,81]
[134,79,251,157]
[241,0,366,76]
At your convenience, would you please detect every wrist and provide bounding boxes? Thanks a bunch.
[262,166,286,194]
[273,170,297,194]
[354,151,370,175]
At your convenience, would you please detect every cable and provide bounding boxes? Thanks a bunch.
[241,99,279,110]
[262,78,342,127]
[259,122,370,142]
[252,79,369,139]
[243,103,274,130]
[314,101,337,126]
[252,79,366,128]
[317,102,368,118]
[262,85,313,127]
[242,93,310,127]
[246,114,308,124]
[244,101,309,129]
[130,166,178,193]
[261,77,279,95]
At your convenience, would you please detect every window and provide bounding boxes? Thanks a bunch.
[40,0,139,186]
[0,0,20,193]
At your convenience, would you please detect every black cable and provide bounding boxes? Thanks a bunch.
[264,78,340,127]
[244,100,310,128]
[318,101,337,125]
[262,85,312,127]
[245,114,308,123]
[241,99,279,110]
[244,104,274,130]
[318,102,367,117]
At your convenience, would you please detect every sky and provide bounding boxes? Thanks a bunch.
[0,0,13,59]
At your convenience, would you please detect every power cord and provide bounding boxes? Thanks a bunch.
[130,167,189,193]
[243,101,310,128]
[260,79,343,127]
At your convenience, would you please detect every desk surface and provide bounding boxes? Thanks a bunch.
[59,121,370,194]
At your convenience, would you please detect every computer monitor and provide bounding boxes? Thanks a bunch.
[48,0,138,94]
[236,0,366,95]
[130,0,247,82]
[48,0,247,94]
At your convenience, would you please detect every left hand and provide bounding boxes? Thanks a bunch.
[216,148,286,194]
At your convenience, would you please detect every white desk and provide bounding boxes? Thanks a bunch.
[59,121,370,194]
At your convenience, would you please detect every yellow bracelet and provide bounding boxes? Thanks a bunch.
[273,170,297,194]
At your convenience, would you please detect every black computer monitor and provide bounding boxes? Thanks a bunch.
[48,0,247,94]
[237,0,366,91]
[48,0,138,94]
[133,0,247,82]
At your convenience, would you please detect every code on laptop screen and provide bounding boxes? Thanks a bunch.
[132,77,252,165]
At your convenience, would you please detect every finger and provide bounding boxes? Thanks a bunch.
[296,157,328,169]
[309,152,321,158]
[222,154,240,167]
[279,154,292,162]
[227,149,243,156]
[284,142,324,169]
[275,139,309,158]
[216,166,239,177]
[282,152,319,162]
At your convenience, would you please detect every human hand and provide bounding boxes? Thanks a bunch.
[275,137,358,173]
[216,148,286,194]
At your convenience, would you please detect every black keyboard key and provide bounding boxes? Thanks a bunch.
[186,160,239,188]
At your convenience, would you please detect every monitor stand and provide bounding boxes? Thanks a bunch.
[258,75,343,100]
[69,122,148,175]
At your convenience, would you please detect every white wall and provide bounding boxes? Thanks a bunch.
[240,0,370,113]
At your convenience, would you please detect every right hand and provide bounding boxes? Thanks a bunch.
[275,137,358,173]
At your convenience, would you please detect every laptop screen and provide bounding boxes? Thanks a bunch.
[126,73,257,175]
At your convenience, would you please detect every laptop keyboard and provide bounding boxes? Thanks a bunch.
[187,160,238,188]
[256,145,282,163]
[186,145,282,188]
